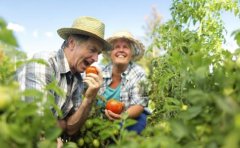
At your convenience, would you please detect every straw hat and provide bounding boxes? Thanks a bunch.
[57,16,111,51]
[104,31,145,61]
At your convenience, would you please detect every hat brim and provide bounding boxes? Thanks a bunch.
[57,28,111,51]
[105,36,145,61]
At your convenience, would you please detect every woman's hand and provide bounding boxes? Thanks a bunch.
[104,109,122,121]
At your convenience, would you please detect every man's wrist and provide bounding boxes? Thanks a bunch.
[83,97,94,104]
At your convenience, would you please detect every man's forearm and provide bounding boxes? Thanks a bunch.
[65,98,94,135]
[57,119,67,131]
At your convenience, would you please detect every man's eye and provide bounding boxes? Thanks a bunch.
[90,48,97,53]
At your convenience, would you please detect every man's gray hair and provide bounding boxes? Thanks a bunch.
[61,34,90,49]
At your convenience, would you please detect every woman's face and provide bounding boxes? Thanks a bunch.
[110,39,133,66]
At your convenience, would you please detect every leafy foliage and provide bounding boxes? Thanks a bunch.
[146,0,240,147]
[0,17,18,47]
[1,1,240,147]
[0,18,61,147]
[232,29,240,47]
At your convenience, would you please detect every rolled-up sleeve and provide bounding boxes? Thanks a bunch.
[130,73,148,107]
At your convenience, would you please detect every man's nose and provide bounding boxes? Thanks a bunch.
[92,53,98,62]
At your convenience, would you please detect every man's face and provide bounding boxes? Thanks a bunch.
[110,39,133,66]
[69,37,103,73]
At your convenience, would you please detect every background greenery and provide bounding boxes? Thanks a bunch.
[0,0,240,147]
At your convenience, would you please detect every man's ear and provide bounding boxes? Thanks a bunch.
[68,36,76,50]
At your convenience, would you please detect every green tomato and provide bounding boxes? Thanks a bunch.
[80,125,86,133]
[113,129,119,135]
[92,139,100,148]
[84,136,90,144]
[0,87,11,110]
[78,138,84,146]
[85,120,93,129]
[234,114,240,129]
[181,104,188,111]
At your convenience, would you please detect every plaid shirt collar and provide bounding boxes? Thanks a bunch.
[58,48,71,74]
[57,48,82,79]
[102,62,134,80]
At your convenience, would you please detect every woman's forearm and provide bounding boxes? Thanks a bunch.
[126,105,144,118]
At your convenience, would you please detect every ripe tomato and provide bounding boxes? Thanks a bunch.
[86,66,98,75]
[106,99,124,114]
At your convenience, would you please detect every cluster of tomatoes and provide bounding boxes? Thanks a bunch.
[76,116,122,147]
[75,106,122,147]
[76,119,100,147]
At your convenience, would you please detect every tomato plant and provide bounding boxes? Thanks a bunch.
[1,1,240,147]
[86,66,98,75]
[106,99,124,114]
[145,0,240,147]
[0,18,61,147]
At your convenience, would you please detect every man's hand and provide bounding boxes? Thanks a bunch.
[65,67,102,135]
[83,67,103,101]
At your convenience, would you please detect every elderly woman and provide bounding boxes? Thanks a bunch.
[97,31,149,134]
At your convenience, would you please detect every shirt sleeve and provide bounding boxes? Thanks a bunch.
[17,57,53,101]
[130,73,149,107]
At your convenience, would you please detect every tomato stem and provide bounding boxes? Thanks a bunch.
[97,95,107,103]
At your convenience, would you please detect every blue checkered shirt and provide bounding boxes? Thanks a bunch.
[98,62,149,111]
[17,48,84,119]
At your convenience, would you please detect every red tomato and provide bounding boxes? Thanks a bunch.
[106,99,124,114]
[86,66,98,75]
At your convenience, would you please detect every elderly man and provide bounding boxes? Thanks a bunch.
[17,16,110,142]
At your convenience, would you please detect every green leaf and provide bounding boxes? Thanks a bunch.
[22,88,44,99]
[38,140,57,148]
[45,80,65,97]
[214,96,235,114]
[123,118,137,128]
[99,130,112,140]
[44,127,62,140]
[223,131,240,148]
[231,29,240,46]
[16,103,38,118]
[170,120,189,141]
[63,142,78,148]
[180,106,202,120]
[8,124,28,144]
[0,18,18,47]
[165,97,181,105]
